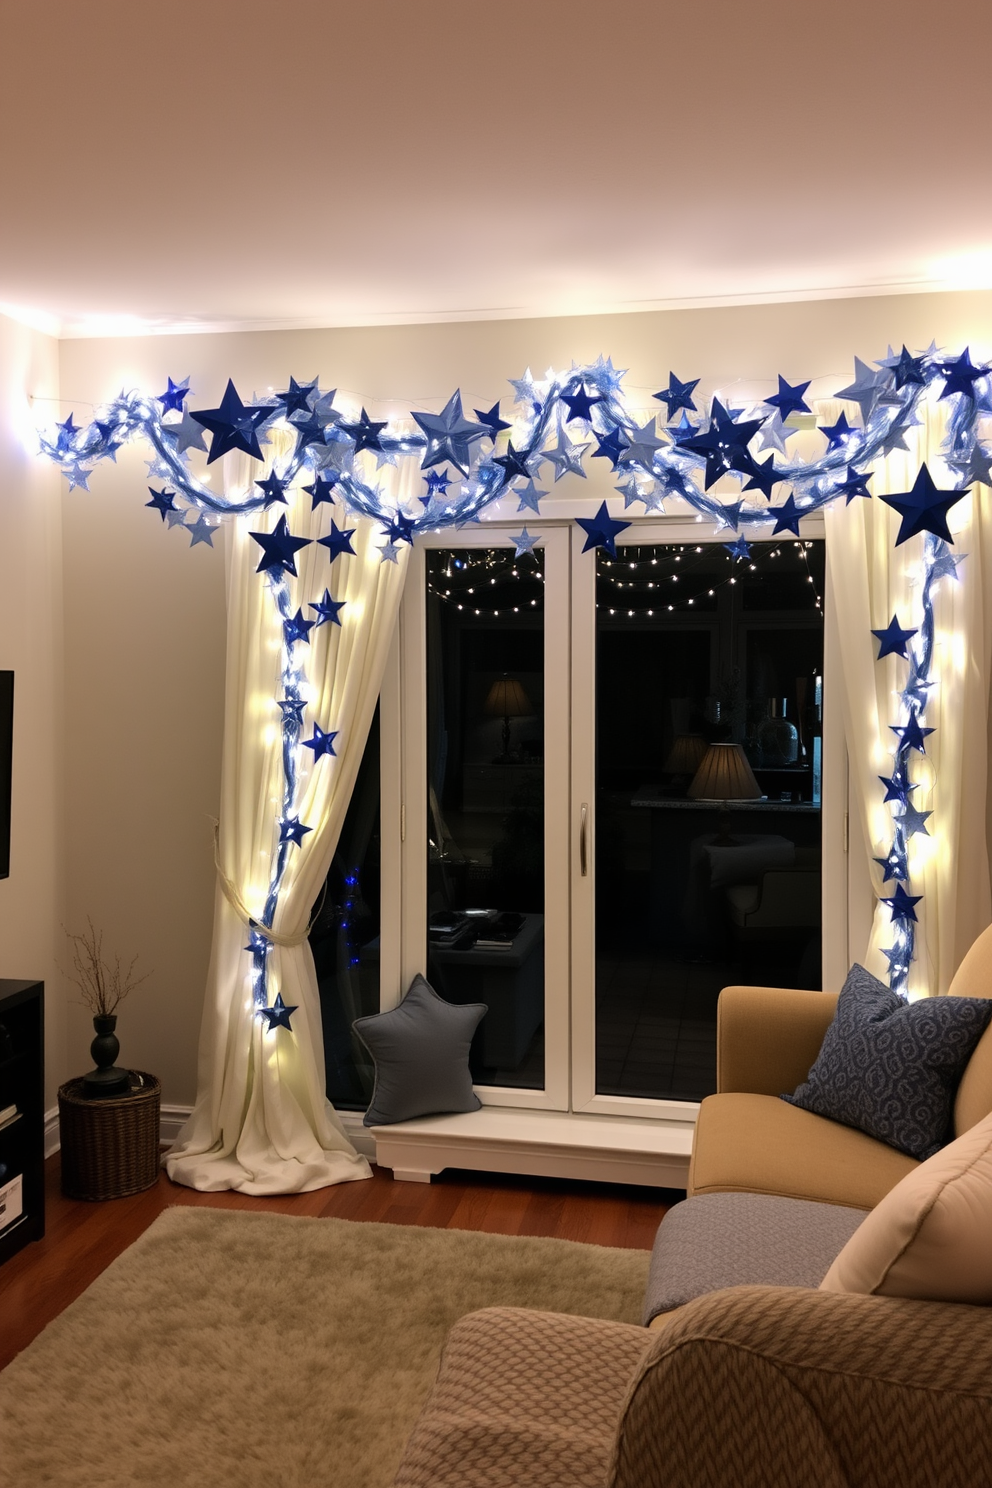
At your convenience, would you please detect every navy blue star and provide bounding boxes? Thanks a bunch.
[874,848,908,883]
[878,464,967,546]
[890,716,935,754]
[654,372,699,420]
[302,723,338,761]
[158,376,189,414]
[275,376,318,418]
[766,494,804,535]
[309,589,345,627]
[881,884,922,923]
[819,411,855,449]
[412,391,487,474]
[277,697,306,728]
[741,453,780,497]
[494,442,536,482]
[259,993,299,1032]
[339,408,388,454]
[832,466,873,504]
[284,609,315,646]
[765,375,811,419]
[473,402,512,441]
[575,501,632,559]
[872,615,917,660]
[255,471,290,507]
[54,413,80,454]
[676,401,765,488]
[422,468,453,502]
[939,348,986,401]
[279,816,312,847]
[145,486,177,521]
[878,774,917,804]
[248,515,311,577]
[318,520,356,562]
[591,427,629,470]
[898,802,932,838]
[387,512,417,545]
[191,380,270,464]
[244,929,271,958]
[303,472,342,509]
[93,420,124,460]
[890,346,926,390]
[723,536,752,561]
[561,385,604,423]
[288,411,331,457]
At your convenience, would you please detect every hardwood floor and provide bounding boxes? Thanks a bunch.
[0,1153,678,1373]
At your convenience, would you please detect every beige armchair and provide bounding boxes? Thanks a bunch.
[688,923,992,1210]
[394,927,992,1487]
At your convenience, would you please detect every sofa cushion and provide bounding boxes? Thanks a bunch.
[782,963,992,1160]
[643,1193,868,1324]
[821,1110,992,1303]
[353,974,486,1126]
[689,1091,918,1209]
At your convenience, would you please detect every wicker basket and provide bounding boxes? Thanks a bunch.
[58,1071,161,1201]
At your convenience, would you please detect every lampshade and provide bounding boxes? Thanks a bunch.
[687,742,761,802]
[484,675,532,719]
[662,733,709,775]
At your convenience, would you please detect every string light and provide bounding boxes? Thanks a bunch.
[34,345,988,1001]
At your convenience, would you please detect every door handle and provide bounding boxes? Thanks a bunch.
[580,803,589,877]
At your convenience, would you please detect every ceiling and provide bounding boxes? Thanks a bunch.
[3,0,991,338]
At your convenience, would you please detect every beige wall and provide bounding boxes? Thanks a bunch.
[57,288,992,1105]
[0,314,65,1106]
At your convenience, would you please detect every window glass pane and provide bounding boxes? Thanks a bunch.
[425,548,545,1089]
[310,705,381,1109]
[595,540,824,1103]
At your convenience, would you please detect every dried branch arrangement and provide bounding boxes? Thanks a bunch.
[65,918,149,1016]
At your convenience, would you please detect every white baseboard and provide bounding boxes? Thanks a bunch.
[44,1105,59,1158]
[45,1101,687,1188]
[45,1102,378,1162]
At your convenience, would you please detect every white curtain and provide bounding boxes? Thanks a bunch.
[166,439,411,1192]
[825,399,992,996]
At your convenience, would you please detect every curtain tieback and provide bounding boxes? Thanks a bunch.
[211,819,311,948]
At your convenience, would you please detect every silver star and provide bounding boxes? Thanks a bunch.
[754,410,795,456]
[540,421,590,481]
[835,357,892,424]
[187,515,217,547]
[949,442,992,488]
[379,542,401,564]
[162,410,208,455]
[165,506,189,530]
[515,479,547,514]
[619,416,666,474]
[63,462,92,491]
[509,526,540,557]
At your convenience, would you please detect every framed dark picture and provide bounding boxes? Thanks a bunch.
[0,672,12,878]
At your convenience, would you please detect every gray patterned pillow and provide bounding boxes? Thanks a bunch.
[782,964,992,1160]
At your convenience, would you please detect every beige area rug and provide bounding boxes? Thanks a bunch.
[0,1207,651,1488]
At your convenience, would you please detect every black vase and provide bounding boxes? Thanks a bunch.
[83,1013,130,1098]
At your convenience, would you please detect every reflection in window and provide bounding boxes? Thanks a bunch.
[310,706,381,1109]
[595,540,824,1103]
[425,548,546,1090]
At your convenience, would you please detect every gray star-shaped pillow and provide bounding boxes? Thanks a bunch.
[353,974,487,1127]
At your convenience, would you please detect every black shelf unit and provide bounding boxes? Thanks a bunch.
[0,980,45,1265]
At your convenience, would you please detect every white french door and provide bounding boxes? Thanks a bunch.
[389,516,846,1123]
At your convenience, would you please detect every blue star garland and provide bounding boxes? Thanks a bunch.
[37,345,992,1009]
